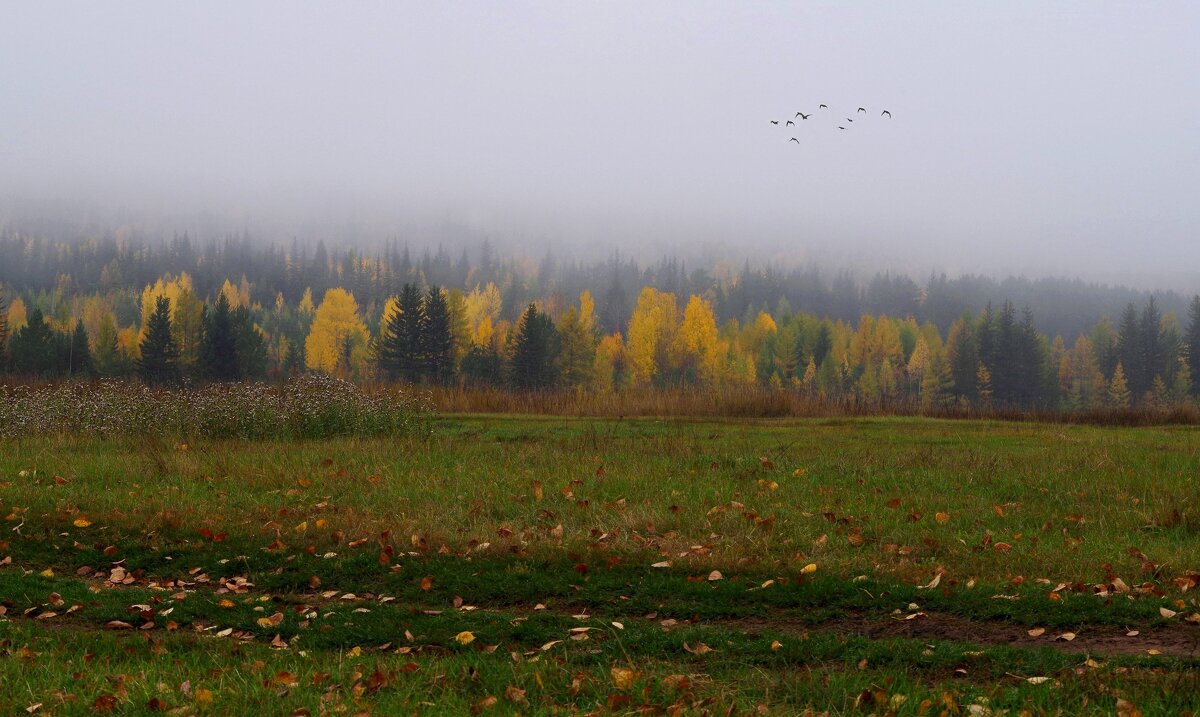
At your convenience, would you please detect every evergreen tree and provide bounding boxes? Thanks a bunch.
[200,293,240,381]
[377,283,426,381]
[461,345,503,386]
[9,308,60,375]
[67,320,93,377]
[1187,296,1200,396]
[1115,303,1140,397]
[138,296,181,385]
[232,306,268,380]
[0,287,8,371]
[509,304,559,389]
[421,286,455,384]
[946,317,978,401]
[1138,297,1164,398]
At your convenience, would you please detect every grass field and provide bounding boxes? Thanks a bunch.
[2,415,1199,714]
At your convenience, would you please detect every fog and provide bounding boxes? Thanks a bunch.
[2,2,1198,290]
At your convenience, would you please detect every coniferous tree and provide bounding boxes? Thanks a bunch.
[1186,296,1200,396]
[377,284,425,381]
[1108,362,1131,409]
[232,306,267,380]
[138,296,181,385]
[67,320,94,377]
[421,286,455,384]
[461,345,503,386]
[1138,297,1163,399]
[1115,303,1141,398]
[9,308,59,375]
[0,288,8,372]
[509,304,559,389]
[200,293,240,381]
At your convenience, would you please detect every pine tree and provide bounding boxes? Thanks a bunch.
[510,304,559,389]
[68,320,93,377]
[421,286,455,384]
[976,362,993,408]
[200,293,240,381]
[138,296,181,385]
[1139,297,1164,397]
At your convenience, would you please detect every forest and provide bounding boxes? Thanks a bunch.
[1,231,1198,411]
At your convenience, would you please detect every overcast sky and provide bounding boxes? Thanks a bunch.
[2,2,1198,288]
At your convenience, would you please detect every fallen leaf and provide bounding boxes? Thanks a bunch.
[1027,628,1045,637]
[801,563,818,574]
[455,631,475,645]
[73,517,91,528]
[610,667,638,690]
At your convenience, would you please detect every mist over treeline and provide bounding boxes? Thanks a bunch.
[0,227,1189,342]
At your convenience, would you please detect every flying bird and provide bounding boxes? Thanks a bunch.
[789,137,799,143]
[881,110,892,118]
[786,120,794,127]
[857,107,866,113]
[796,112,811,120]
[838,126,846,130]
[819,104,828,109]
[770,120,779,125]
[846,118,854,122]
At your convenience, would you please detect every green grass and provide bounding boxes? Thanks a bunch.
[2,415,1199,714]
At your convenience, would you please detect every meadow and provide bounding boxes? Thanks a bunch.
[2,411,1199,714]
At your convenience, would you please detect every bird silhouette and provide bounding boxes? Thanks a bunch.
[789,138,799,143]
[881,110,892,118]
[770,120,779,125]
[796,112,810,120]
[857,107,866,113]
[838,126,846,130]
[819,104,828,109]
[846,118,854,123]
[786,120,794,127]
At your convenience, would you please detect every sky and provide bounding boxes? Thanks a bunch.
[2,2,1198,288]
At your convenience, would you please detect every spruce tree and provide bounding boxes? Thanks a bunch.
[0,288,7,371]
[68,320,93,377]
[1138,297,1163,398]
[1115,303,1141,398]
[421,286,455,384]
[509,304,559,389]
[376,284,425,382]
[1186,296,1200,396]
[232,306,267,380]
[138,296,181,385]
[9,308,58,375]
[200,293,240,381]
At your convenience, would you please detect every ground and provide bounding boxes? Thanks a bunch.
[1,415,1198,715]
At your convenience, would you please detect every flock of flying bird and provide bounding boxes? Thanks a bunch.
[771,104,892,143]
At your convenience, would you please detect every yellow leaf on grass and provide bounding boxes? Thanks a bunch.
[610,667,638,690]
[455,631,475,645]
[801,563,818,574]
[73,517,92,528]
[195,689,213,706]
[935,512,950,524]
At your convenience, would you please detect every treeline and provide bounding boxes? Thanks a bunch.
[0,232,1187,340]
[3,274,1200,412]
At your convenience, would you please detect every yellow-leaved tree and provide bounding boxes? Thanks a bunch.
[677,295,722,384]
[304,288,371,377]
[625,287,679,385]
